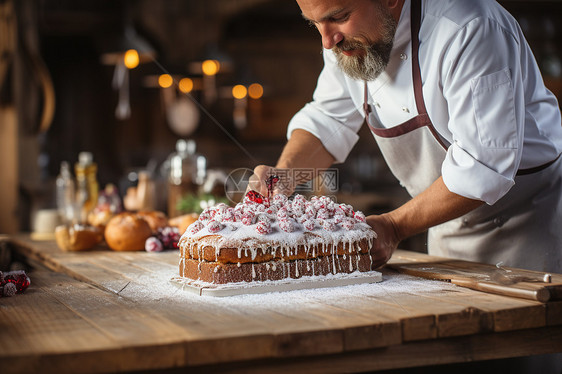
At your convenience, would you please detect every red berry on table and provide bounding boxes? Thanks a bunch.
[145,237,164,252]
[3,270,31,294]
[3,282,17,297]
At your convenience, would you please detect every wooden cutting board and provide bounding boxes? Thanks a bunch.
[388,252,562,303]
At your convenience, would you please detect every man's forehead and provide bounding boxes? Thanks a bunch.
[297,0,355,21]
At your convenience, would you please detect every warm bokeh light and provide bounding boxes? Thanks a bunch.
[123,49,139,69]
[158,74,173,88]
[248,83,264,99]
[202,60,220,76]
[232,85,247,99]
[178,78,194,93]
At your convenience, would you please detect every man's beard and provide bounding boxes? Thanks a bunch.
[333,8,397,81]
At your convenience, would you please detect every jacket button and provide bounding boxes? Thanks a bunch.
[400,53,408,60]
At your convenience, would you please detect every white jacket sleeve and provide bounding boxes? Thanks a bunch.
[440,17,525,204]
[287,50,365,164]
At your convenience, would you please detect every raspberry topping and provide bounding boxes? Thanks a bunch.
[255,220,272,235]
[245,190,265,204]
[354,211,366,223]
[207,220,224,233]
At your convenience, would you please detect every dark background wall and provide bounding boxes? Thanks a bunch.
[3,0,562,248]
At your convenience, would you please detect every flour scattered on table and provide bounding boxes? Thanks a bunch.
[116,268,460,312]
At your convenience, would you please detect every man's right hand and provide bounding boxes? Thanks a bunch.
[247,165,295,197]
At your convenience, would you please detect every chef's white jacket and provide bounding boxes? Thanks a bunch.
[287,0,562,205]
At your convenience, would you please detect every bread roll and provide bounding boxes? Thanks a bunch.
[136,210,168,232]
[104,212,152,251]
[87,208,114,230]
[169,213,199,234]
[55,224,103,251]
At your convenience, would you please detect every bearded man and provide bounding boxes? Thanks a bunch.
[248,1,562,370]
[251,0,562,276]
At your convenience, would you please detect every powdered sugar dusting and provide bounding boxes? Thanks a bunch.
[115,265,460,312]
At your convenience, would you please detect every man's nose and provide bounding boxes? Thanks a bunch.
[319,25,344,49]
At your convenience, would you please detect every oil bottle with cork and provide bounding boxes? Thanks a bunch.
[75,152,99,223]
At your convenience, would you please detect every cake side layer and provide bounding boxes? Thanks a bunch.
[179,253,373,284]
[180,237,372,264]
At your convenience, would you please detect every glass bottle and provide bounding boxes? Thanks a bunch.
[167,139,206,217]
[55,161,76,224]
[75,152,99,223]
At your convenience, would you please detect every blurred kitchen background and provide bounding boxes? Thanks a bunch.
[1,0,561,252]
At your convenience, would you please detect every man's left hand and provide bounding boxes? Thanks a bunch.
[365,214,401,269]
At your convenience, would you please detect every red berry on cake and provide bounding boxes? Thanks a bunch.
[199,209,212,223]
[341,217,355,230]
[265,205,278,215]
[279,218,295,233]
[316,208,330,220]
[221,208,236,222]
[354,211,366,223]
[207,220,224,233]
[323,219,337,231]
[272,193,288,206]
[303,219,316,231]
[245,190,265,205]
[188,221,204,234]
[241,212,255,225]
[255,220,271,235]
[256,213,271,223]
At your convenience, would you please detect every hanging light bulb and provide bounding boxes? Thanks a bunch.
[232,84,247,99]
[123,49,139,69]
[248,83,263,99]
[202,60,220,76]
[178,78,194,93]
[158,74,173,88]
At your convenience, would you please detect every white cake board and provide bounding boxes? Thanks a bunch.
[170,271,383,297]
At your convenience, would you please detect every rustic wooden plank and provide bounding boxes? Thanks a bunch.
[0,107,19,234]
[547,301,562,326]
[27,242,398,361]
[388,252,562,302]
[5,236,561,373]
[394,277,547,332]
[193,325,562,374]
[347,286,483,340]
[32,270,191,372]
[186,334,275,366]
[0,270,122,374]
[285,271,492,343]
[270,296,396,354]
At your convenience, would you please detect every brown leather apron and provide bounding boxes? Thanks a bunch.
[363,0,562,272]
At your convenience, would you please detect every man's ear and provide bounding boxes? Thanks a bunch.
[386,0,405,21]
[386,0,402,8]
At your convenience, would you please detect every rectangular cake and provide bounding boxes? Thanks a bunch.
[178,194,377,285]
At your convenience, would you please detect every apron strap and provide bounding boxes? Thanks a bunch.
[517,153,561,176]
[363,84,371,118]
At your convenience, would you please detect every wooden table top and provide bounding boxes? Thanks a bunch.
[1,234,561,373]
